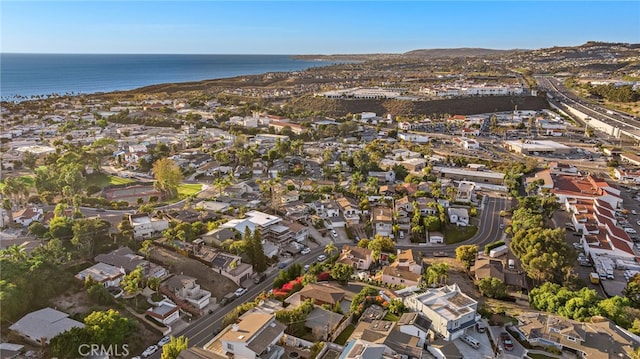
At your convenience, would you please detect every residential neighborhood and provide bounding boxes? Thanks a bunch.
[1,41,640,359]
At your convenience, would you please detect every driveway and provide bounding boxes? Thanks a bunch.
[488,326,525,359]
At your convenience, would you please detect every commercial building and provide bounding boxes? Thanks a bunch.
[504,140,572,155]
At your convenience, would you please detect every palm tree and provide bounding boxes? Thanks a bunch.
[324,241,337,261]
[2,198,13,225]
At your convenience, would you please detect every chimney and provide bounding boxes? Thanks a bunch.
[232,324,239,332]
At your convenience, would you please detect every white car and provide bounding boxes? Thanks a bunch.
[625,228,637,234]
[234,287,248,297]
[158,336,171,347]
[636,220,640,226]
[330,230,338,238]
[317,254,327,262]
[303,264,310,271]
[141,345,159,358]
[301,247,311,255]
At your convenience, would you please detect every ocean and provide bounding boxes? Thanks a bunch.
[0,54,336,101]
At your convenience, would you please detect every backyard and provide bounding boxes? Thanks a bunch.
[178,183,203,198]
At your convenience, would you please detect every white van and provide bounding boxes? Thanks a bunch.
[461,335,480,349]
[508,259,515,270]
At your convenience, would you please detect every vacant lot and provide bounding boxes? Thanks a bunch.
[150,247,238,301]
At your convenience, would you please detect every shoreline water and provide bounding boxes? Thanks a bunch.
[0,54,341,102]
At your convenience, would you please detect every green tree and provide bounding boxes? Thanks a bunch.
[455,245,478,269]
[161,336,189,359]
[424,263,449,287]
[477,277,507,299]
[22,151,38,170]
[71,218,111,259]
[624,273,640,306]
[324,241,337,259]
[330,263,355,285]
[153,157,183,199]
[84,309,132,345]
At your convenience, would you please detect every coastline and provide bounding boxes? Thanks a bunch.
[0,54,342,102]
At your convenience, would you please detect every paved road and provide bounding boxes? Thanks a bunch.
[145,246,326,358]
[143,195,512,356]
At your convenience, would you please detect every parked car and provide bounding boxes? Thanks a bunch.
[234,287,248,297]
[330,230,338,238]
[253,272,267,284]
[636,220,640,226]
[301,247,311,255]
[303,264,310,272]
[142,345,159,358]
[220,292,236,306]
[500,333,513,351]
[433,251,448,257]
[317,254,327,262]
[157,336,171,347]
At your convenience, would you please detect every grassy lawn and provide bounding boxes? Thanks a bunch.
[86,173,134,188]
[0,175,35,190]
[444,225,478,244]
[333,324,355,345]
[178,183,202,198]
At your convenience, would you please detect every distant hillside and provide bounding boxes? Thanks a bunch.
[404,47,525,58]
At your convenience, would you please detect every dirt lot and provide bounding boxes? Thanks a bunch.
[424,257,482,300]
[150,247,238,301]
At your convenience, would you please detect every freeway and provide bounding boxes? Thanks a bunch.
[536,76,640,140]
[143,195,512,357]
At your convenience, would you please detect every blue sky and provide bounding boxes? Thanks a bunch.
[2,1,638,54]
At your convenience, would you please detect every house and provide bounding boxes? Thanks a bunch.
[9,308,84,345]
[336,197,363,225]
[397,312,432,347]
[514,312,639,359]
[348,320,425,359]
[75,262,125,288]
[447,207,469,226]
[201,227,237,246]
[369,171,396,184]
[305,307,344,341]
[165,275,212,309]
[95,247,167,279]
[202,312,286,359]
[415,197,438,216]
[295,283,350,307]
[129,213,169,240]
[402,158,427,172]
[456,181,475,203]
[146,301,180,325]
[390,249,422,274]
[371,206,393,237]
[473,256,526,290]
[376,266,422,288]
[404,284,479,341]
[338,245,374,271]
[12,207,43,227]
[209,252,253,285]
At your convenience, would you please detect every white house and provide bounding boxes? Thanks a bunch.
[146,300,180,325]
[129,214,169,240]
[9,308,84,345]
[337,245,374,271]
[13,207,43,227]
[404,284,479,341]
[397,132,430,143]
[165,275,211,310]
[76,263,125,288]
[397,312,432,347]
[447,207,469,226]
